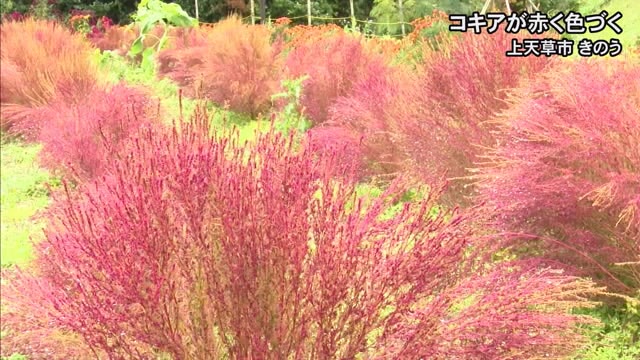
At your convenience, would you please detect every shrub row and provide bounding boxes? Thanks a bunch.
[1,16,639,359]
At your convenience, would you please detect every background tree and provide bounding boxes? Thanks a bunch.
[369,0,480,36]
[0,0,601,32]
[161,0,246,23]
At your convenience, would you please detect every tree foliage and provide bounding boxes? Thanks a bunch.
[2,0,591,29]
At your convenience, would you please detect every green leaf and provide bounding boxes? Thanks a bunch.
[156,33,168,51]
[130,0,197,58]
[140,13,165,33]
[169,15,196,27]
[163,3,196,26]
[141,47,156,72]
[129,37,144,56]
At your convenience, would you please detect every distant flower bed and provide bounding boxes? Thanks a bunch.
[67,9,115,40]
[3,7,115,41]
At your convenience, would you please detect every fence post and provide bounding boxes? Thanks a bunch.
[259,0,266,24]
[307,0,312,25]
[480,0,492,14]
[350,0,356,30]
[398,0,405,36]
[504,0,511,13]
[194,0,199,20]
[250,0,255,24]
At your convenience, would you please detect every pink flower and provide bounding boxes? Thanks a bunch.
[9,11,24,22]
[101,16,114,29]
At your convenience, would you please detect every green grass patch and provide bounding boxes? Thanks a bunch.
[0,140,53,267]
[95,50,198,120]
[95,50,266,142]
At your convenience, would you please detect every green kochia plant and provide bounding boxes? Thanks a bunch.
[271,75,312,135]
[129,0,197,70]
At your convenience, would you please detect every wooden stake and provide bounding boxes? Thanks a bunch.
[250,0,255,25]
[259,0,266,24]
[350,0,356,30]
[480,0,492,14]
[398,0,405,36]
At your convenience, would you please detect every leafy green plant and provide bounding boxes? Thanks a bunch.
[68,13,92,35]
[31,0,54,20]
[271,75,312,134]
[0,0,29,18]
[128,0,197,70]
[575,300,640,359]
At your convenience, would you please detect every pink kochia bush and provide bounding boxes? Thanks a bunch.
[0,18,98,133]
[284,33,388,125]
[34,83,158,183]
[312,64,411,178]
[2,109,597,358]
[388,29,551,203]
[475,59,640,294]
[157,16,283,116]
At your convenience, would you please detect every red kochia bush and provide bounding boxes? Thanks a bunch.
[321,64,411,178]
[2,109,597,358]
[34,83,158,183]
[475,59,640,293]
[389,29,551,204]
[89,25,137,55]
[157,16,282,116]
[0,18,98,134]
[284,33,388,125]
[165,26,211,50]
